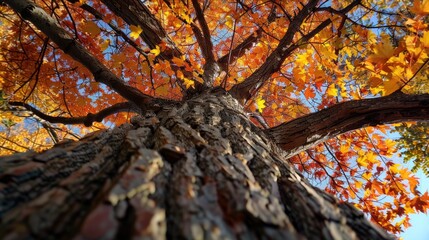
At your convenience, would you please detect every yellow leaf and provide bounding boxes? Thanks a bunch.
[421,31,429,48]
[326,84,338,97]
[100,39,110,51]
[183,77,194,89]
[355,181,363,189]
[367,152,380,165]
[362,172,372,181]
[389,163,402,174]
[82,21,100,37]
[368,38,395,63]
[129,25,143,40]
[383,79,402,95]
[150,45,161,57]
[340,145,349,154]
[256,97,266,113]
[225,16,234,28]
[185,35,193,44]
[181,14,192,24]
[357,155,369,167]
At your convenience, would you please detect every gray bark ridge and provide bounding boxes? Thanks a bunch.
[0,91,393,240]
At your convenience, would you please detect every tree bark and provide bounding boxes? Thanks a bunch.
[0,91,393,240]
[267,91,429,158]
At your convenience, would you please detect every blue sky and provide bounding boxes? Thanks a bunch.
[401,169,429,240]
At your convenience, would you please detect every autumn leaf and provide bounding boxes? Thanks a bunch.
[369,76,383,88]
[183,77,194,89]
[326,84,338,97]
[421,31,429,48]
[368,38,395,63]
[256,97,266,113]
[172,57,186,67]
[129,25,143,40]
[410,0,429,15]
[362,172,372,181]
[225,16,234,28]
[304,87,316,99]
[155,85,169,95]
[150,45,161,57]
[141,61,151,75]
[81,21,101,37]
[111,53,126,67]
[100,39,110,51]
[384,79,402,95]
[176,70,184,79]
[73,0,86,6]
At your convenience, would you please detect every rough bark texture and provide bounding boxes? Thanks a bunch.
[0,91,393,239]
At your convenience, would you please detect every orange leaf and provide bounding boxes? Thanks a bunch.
[82,21,100,37]
[304,87,316,99]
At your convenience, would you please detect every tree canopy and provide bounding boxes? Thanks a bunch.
[1,0,429,235]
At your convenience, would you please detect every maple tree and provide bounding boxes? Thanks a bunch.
[1,0,429,238]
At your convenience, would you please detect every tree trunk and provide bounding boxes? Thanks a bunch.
[0,90,393,239]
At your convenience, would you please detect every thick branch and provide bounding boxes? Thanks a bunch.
[101,0,204,93]
[266,92,429,158]
[101,0,181,61]
[229,0,319,102]
[5,0,156,109]
[66,0,148,57]
[190,0,214,63]
[218,28,263,71]
[8,101,138,127]
[229,0,361,102]
[190,0,219,86]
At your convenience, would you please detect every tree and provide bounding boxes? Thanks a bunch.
[1,0,429,238]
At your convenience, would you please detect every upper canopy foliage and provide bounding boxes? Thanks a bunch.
[1,0,429,234]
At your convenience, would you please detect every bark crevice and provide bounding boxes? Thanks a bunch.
[0,92,394,239]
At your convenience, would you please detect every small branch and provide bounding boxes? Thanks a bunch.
[41,121,59,143]
[315,7,404,29]
[266,92,429,159]
[8,101,138,126]
[359,2,400,16]
[217,6,277,72]
[5,0,158,109]
[229,0,361,103]
[397,57,429,92]
[229,0,321,102]
[66,0,148,57]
